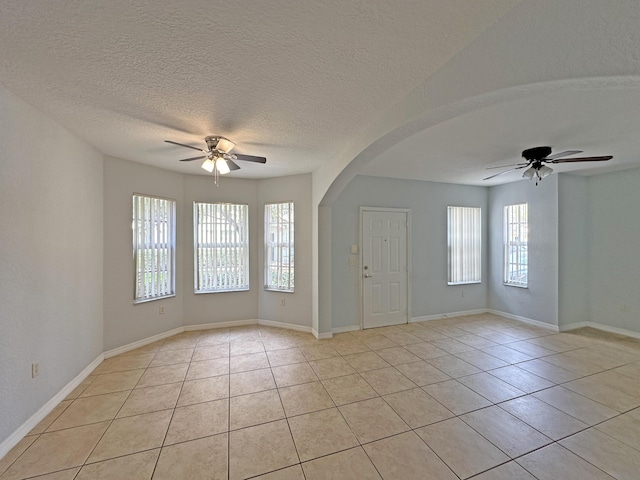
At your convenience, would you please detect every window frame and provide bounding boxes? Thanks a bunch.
[503,203,528,288]
[447,206,482,285]
[132,193,177,304]
[264,201,295,292]
[193,202,250,294]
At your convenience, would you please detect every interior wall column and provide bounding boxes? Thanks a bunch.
[312,204,333,338]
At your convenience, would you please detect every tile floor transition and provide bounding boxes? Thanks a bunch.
[2,313,640,479]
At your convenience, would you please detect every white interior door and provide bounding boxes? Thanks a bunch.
[362,209,409,329]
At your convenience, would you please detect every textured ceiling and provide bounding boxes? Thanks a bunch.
[1,1,639,187]
[358,0,640,186]
[362,86,640,186]
[0,0,518,179]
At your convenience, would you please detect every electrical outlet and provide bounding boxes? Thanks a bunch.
[159,306,165,315]
[32,362,39,378]
[621,304,629,312]
[280,298,286,306]
[461,290,466,297]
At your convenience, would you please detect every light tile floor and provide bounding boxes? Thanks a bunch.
[2,314,640,479]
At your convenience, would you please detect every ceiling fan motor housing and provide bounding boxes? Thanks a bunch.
[522,146,552,161]
[205,135,235,153]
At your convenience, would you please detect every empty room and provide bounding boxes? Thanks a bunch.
[2,1,640,479]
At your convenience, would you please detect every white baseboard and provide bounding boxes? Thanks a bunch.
[312,328,333,340]
[411,309,488,323]
[184,319,257,332]
[106,320,261,358]
[0,353,104,460]
[488,309,559,332]
[332,325,361,333]
[104,327,184,358]
[560,321,640,340]
[258,319,312,334]
[106,319,316,359]
[1,317,319,462]
[184,318,314,335]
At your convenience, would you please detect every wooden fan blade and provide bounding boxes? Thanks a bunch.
[545,150,582,160]
[233,153,267,164]
[483,165,528,180]
[226,159,241,171]
[487,162,529,170]
[549,156,612,164]
[165,140,208,153]
[179,155,206,162]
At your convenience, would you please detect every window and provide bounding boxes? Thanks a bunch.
[133,194,176,303]
[265,202,295,292]
[447,206,481,285]
[504,203,528,287]
[194,202,249,292]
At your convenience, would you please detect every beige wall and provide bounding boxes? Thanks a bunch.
[103,158,314,347]
[103,156,185,350]
[0,86,104,444]
[258,174,313,328]
[182,175,260,326]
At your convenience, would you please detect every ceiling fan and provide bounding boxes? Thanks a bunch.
[484,146,612,185]
[165,136,266,184]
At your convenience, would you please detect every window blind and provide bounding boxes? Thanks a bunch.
[265,202,295,291]
[194,202,249,292]
[447,206,481,285]
[133,194,176,302]
[504,203,528,287]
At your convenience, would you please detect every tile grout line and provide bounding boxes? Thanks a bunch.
[72,342,164,476]
[5,317,640,479]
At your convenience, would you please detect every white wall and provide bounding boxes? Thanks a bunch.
[488,176,559,326]
[331,175,488,330]
[103,156,184,350]
[557,174,589,328]
[0,86,104,444]
[182,175,260,326]
[587,167,640,333]
[258,174,313,328]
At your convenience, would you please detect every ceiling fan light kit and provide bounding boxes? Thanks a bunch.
[201,158,216,173]
[484,146,612,185]
[215,158,231,174]
[165,136,267,186]
[522,167,536,180]
[522,163,553,185]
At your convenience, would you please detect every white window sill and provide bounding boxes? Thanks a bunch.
[503,283,528,289]
[194,288,250,294]
[134,293,176,305]
[264,288,295,293]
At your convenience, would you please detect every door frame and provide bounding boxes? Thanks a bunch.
[359,207,412,330]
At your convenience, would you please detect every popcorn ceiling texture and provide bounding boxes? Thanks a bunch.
[0,0,518,178]
[1,0,639,189]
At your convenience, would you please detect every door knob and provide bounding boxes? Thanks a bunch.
[364,273,372,278]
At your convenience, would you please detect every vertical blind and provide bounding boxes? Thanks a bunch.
[447,206,482,285]
[194,202,249,292]
[504,203,528,287]
[133,194,176,302]
[265,202,295,291]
